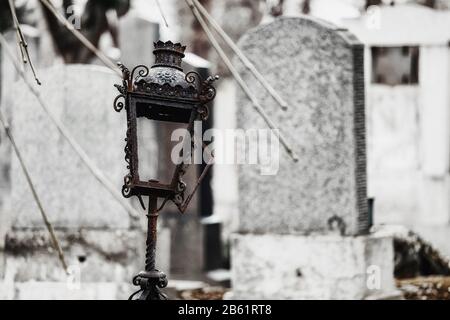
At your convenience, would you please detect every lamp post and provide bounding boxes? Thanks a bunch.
[113,41,218,300]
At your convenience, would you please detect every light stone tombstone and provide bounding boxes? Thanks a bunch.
[0,32,21,245]
[1,65,168,299]
[229,16,398,299]
[118,11,160,68]
[8,65,132,229]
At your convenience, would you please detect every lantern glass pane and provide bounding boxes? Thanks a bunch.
[136,117,159,182]
[136,118,189,185]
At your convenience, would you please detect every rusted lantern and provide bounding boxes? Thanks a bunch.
[114,40,218,300]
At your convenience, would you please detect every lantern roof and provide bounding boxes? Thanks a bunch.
[115,41,218,108]
[131,41,199,101]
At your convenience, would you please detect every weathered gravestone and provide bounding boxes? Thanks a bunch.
[229,16,398,299]
[0,65,168,299]
[0,32,22,246]
[118,11,159,68]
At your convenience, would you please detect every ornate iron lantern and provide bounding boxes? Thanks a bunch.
[114,41,218,300]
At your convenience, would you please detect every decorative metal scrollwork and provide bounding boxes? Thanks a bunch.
[176,181,187,193]
[122,174,133,198]
[124,125,132,166]
[185,71,202,86]
[118,62,131,90]
[118,62,130,81]
[132,274,141,286]
[114,62,130,112]
[122,117,134,197]
[136,82,198,99]
[113,94,126,112]
[114,83,127,95]
[173,193,184,206]
[131,65,150,82]
[124,144,131,166]
[185,72,219,103]
[199,75,219,103]
[197,105,209,121]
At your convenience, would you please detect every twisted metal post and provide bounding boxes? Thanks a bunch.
[145,197,158,272]
[129,196,168,300]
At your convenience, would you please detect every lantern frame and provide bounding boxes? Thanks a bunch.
[113,41,218,210]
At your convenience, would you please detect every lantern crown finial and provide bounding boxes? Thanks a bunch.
[152,40,186,71]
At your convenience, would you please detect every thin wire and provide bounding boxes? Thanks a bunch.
[191,0,288,111]
[9,0,29,64]
[0,33,141,221]
[0,110,68,274]
[8,0,42,85]
[14,28,27,63]
[39,0,121,76]
[38,0,296,161]
[185,0,298,162]
[155,0,169,28]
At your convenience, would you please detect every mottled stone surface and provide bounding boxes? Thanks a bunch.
[1,229,141,300]
[0,33,16,248]
[235,16,368,235]
[118,12,159,68]
[228,232,399,300]
[4,229,144,282]
[1,228,170,299]
[6,65,142,229]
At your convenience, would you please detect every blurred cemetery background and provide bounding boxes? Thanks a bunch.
[0,0,450,300]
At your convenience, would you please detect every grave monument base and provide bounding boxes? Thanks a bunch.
[226,231,401,300]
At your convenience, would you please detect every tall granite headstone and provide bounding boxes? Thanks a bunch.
[229,16,397,299]
[236,17,368,236]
